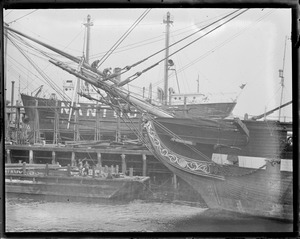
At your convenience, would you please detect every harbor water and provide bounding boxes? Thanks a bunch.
[5,194,293,233]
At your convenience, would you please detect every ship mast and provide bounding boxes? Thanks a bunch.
[84,14,93,64]
[4,23,9,141]
[68,15,93,131]
[163,12,173,105]
[278,36,288,121]
[82,14,93,93]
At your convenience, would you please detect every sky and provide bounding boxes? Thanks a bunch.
[3,8,293,121]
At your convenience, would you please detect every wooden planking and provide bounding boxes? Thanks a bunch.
[5,144,152,155]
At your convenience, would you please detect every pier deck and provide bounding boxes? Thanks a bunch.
[4,143,208,206]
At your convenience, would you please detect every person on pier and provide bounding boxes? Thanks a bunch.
[78,159,83,176]
[83,160,90,176]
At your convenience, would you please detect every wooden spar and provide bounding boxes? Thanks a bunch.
[5,25,172,117]
[5,25,110,81]
[251,100,292,120]
[7,25,170,117]
[49,60,174,118]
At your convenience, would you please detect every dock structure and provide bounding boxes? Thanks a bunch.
[4,108,205,203]
[4,103,182,189]
[5,142,209,206]
[4,144,167,178]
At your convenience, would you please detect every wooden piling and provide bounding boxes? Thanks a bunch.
[53,99,60,144]
[15,104,20,144]
[67,164,71,177]
[74,107,80,141]
[121,154,126,175]
[33,100,40,144]
[116,116,121,142]
[95,105,101,141]
[52,151,56,165]
[183,96,187,117]
[22,162,26,174]
[71,151,76,166]
[142,154,147,176]
[6,149,11,164]
[45,163,49,176]
[173,173,177,189]
[97,152,102,167]
[107,166,112,179]
[129,167,133,177]
[29,150,33,164]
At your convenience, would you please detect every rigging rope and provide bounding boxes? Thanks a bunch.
[7,10,38,24]
[6,33,71,103]
[6,30,76,102]
[96,9,151,69]
[88,10,236,60]
[149,10,274,91]
[115,9,249,87]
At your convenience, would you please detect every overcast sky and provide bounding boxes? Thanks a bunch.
[3,8,293,120]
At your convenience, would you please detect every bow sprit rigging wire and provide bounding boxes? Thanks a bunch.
[114,9,249,87]
[122,9,273,93]
[6,31,72,103]
[95,9,151,69]
[4,8,248,90]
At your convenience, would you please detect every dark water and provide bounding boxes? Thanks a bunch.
[5,194,293,233]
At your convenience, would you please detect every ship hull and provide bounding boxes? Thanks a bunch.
[20,94,236,143]
[5,173,149,201]
[143,118,293,220]
[154,117,292,158]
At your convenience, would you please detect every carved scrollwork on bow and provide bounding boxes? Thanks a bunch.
[144,121,213,175]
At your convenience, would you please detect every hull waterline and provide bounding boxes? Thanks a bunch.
[143,118,293,220]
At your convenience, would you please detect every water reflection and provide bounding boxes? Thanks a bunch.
[5,194,293,232]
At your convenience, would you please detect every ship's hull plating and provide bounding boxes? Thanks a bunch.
[144,118,293,220]
[20,94,236,142]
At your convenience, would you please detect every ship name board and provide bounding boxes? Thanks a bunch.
[60,102,137,118]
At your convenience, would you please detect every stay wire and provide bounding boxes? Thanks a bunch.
[7,10,38,24]
[117,9,243,75]
[7,33,70,103]
[89,10,233,60]
[7,31,74,102]
[149,10,273,90]
[96,9,151,69]
[117,9,249,86]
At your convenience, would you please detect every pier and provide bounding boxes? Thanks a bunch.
[4,95,205,204]
[6,144,153,177]
[5,143,206,205]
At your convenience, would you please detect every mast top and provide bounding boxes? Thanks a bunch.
[84,14,93,27]
[163,12,173,24]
